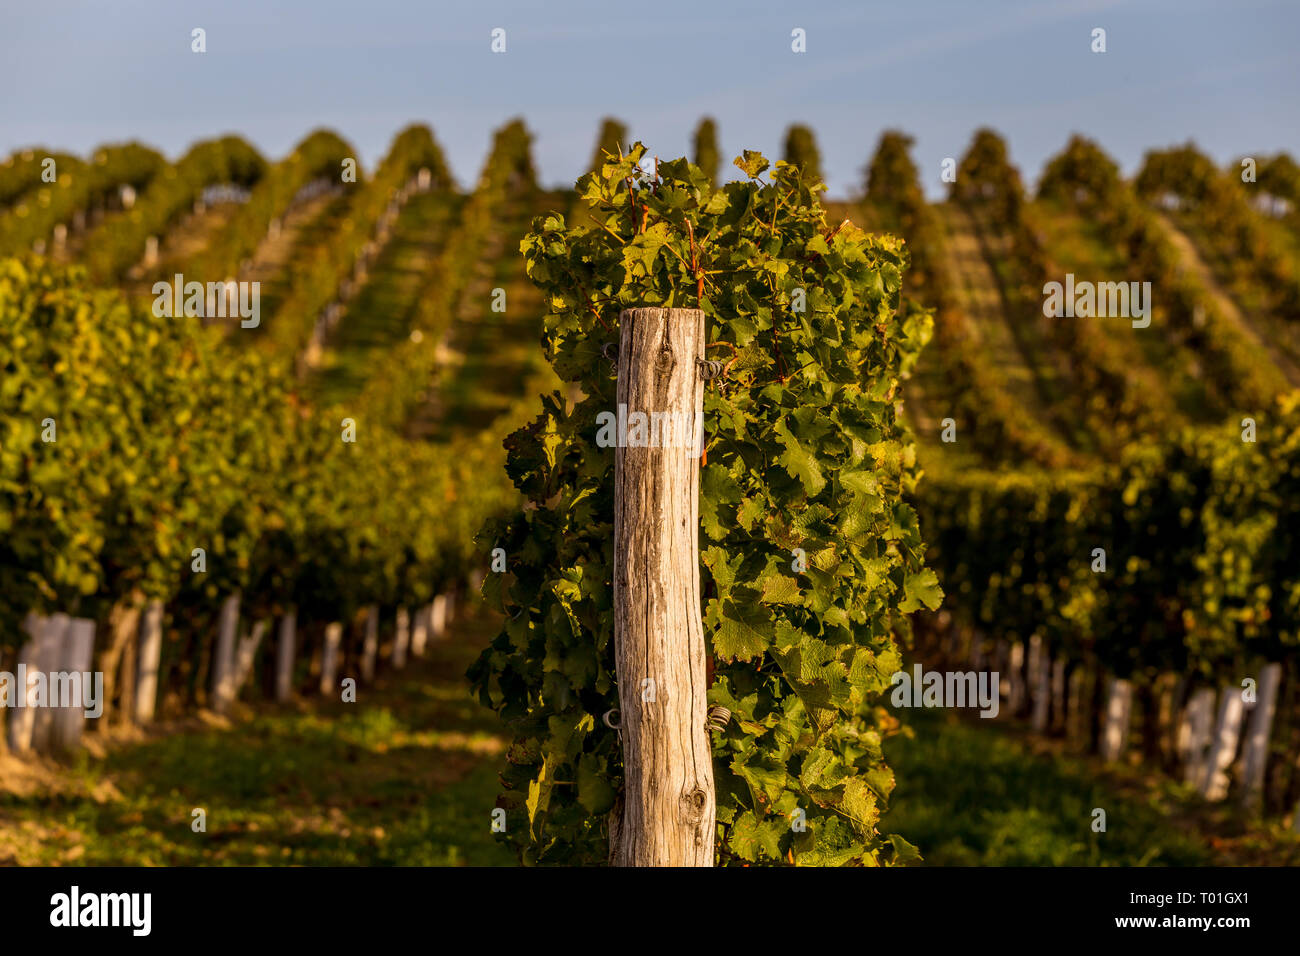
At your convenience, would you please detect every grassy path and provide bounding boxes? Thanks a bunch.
[1153,210,1300,387]
[883,707,1300,866]
[310,190,463,407]
[250,190,351,325]
[1030,199,1214,423]
[0,611,512,866]
[414,188,565,444]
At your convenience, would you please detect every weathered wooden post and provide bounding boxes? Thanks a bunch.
[29,614,70,753]
[1240,663,1281,808]
[54,618,96,750]
[410,605,430,657]
[10,615,63,754]
[275,610,297,702]
[211,592,241,713]
[1201,686,1245,801]
[392,607,411,668]
[1100,676,1133,763]
[135,600,166,723]
[610,307,715,867]
[431,595,448,642]
[1180,687,1216,784]
[233,619,267,695]
[320,622,343,695]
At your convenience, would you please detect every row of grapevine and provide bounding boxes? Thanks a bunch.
[180,130,355,291]
[1037,136,1291,406]
[0,143,166,258]
[265,124,453,363]
[871,128,1300,816]
[0,148,82,209]
[78,136,268,285]
[354,119,538,430]
[952,129,1175,452]
[1137,144,1300,368]
[916,396,1300,809]
[470,146,940,865]
[0,250,515,748]
[862,131,1076,467]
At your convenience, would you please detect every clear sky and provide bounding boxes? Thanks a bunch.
[2,0,1296,197]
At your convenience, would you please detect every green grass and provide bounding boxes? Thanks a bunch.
[0,612,514,866]
[882,707,1211,866]
[416,188,564,444]
[1029,199,1217,424]
[6,613,1291,867]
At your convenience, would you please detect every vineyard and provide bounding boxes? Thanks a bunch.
[3,115,1300,868]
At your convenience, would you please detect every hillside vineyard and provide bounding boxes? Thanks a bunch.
[3,118,1300,866]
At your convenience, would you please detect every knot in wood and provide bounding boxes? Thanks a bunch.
[654,346,675,372]
[680,787,709,822]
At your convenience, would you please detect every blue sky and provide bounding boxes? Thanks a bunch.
[2,0,1296,197]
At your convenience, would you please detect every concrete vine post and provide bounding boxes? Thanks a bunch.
[610,307,715,867]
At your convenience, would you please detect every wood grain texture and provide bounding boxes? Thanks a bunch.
[611,307,715,867]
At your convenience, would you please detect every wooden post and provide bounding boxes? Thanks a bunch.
[1180,687,1216,785]
[410,605,430,657]
[54,619,96,750]
[1100,677,1133,763]
[361,606,379,681]
[610,307,714,867]
[392,607,410,668]
[134,600,166,723]
[232,620,268,696]
[320,623,343,695]
[96,598,142,726]
[9,615,57,753]
[275,610,297,702]
[29,614,70,753]
[431,595,448,642]
[211,592,241,713]
[1156,673,1182,770]
[1240,663,1281,808]
[1201,686,1245,801]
